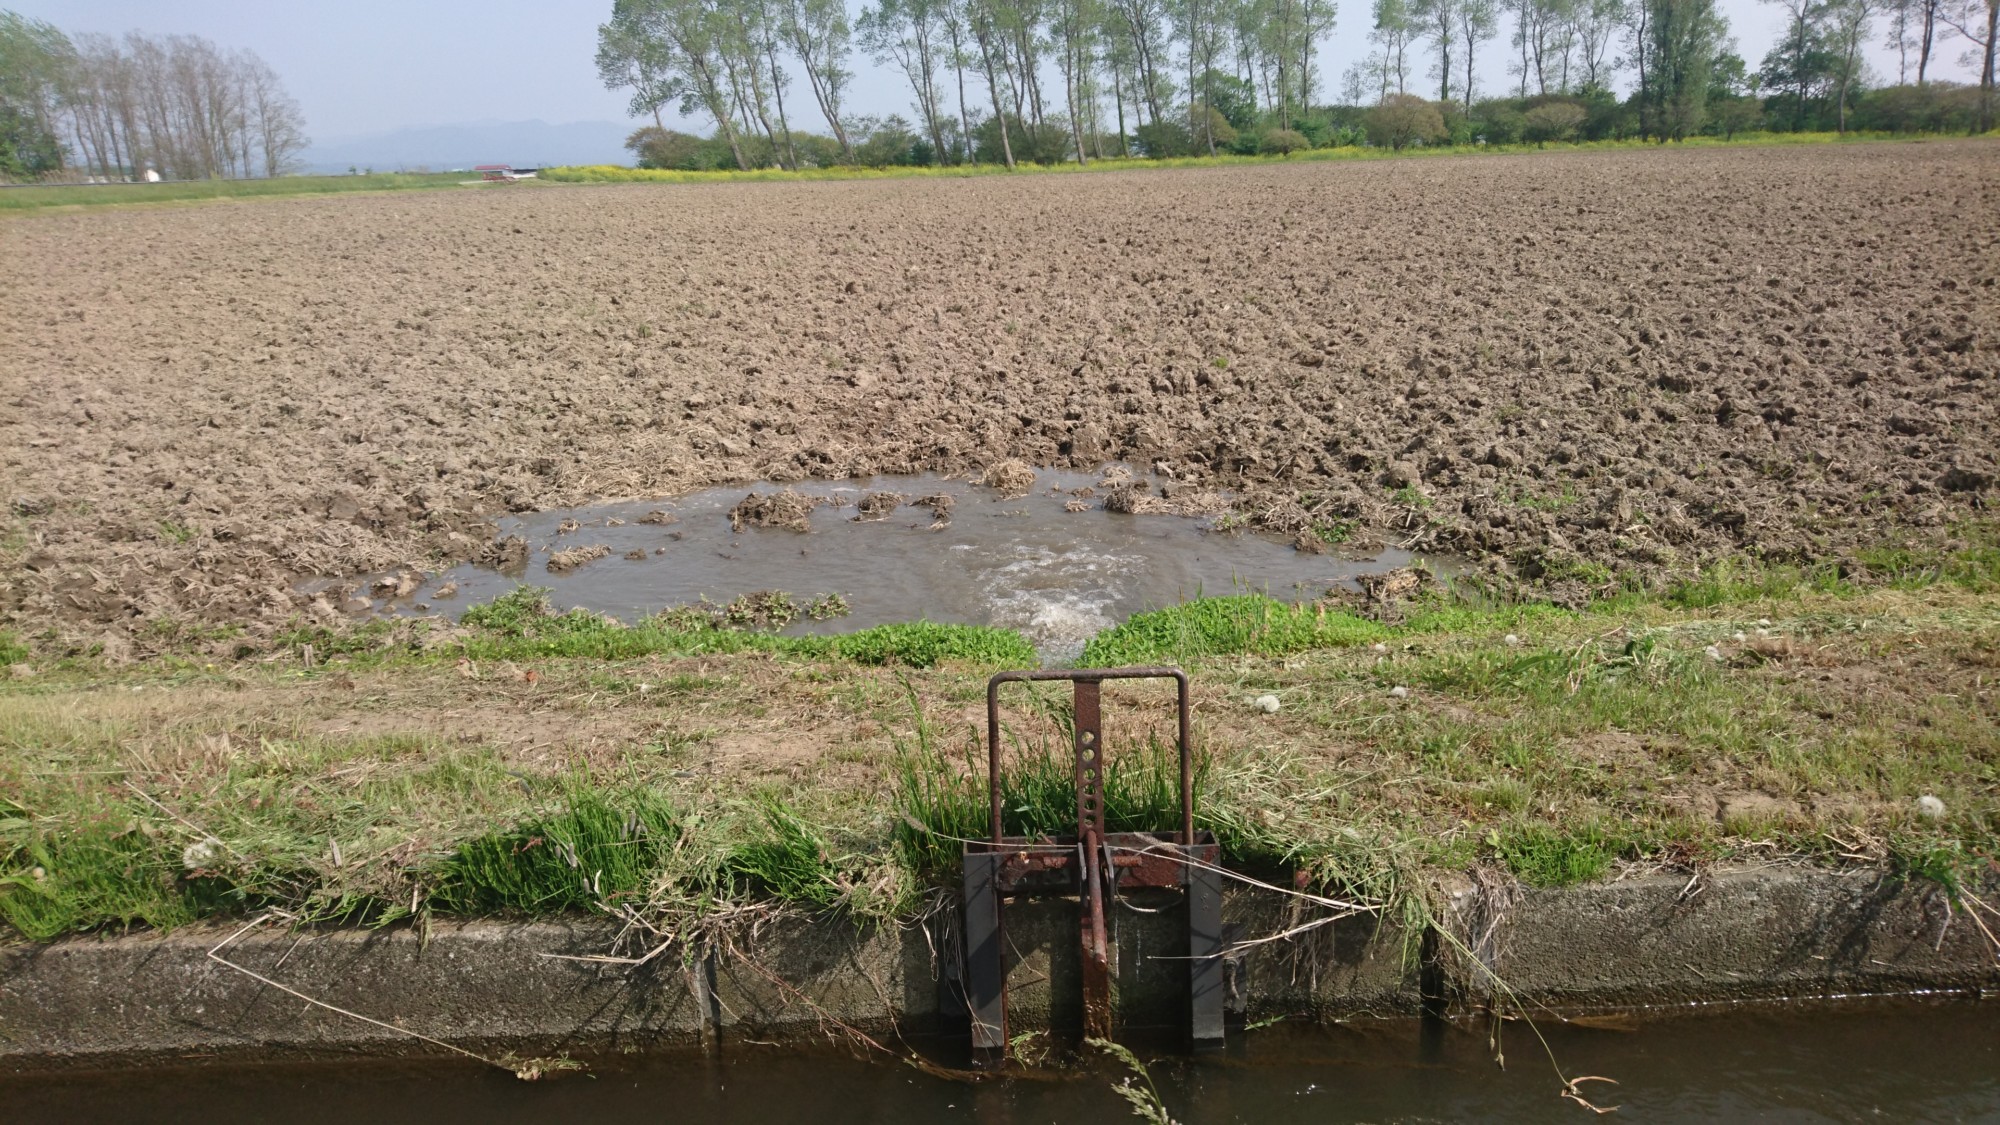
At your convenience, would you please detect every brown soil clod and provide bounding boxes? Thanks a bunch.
[852,491,904,521]
[909,493,955,526]
[481,536,530,573]
[1103,483,1172,514]
[638,510,679,525]
[372,570,422,599]
[976,460,1038,498]
[547,544,611,573]
[1319,566,1441,623]
[728,489,823,533]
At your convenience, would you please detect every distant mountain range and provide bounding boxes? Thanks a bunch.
[300,119,636,173]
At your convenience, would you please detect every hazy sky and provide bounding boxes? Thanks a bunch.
[15,0,1979,141]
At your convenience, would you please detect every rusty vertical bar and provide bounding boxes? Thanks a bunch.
[963,850,1007,1067]
[1187,859,1225,1050]
[1073,679,1105,840]
[986,679,1005,844]
[1073,679,1112,1039]
[1173,670,1193,845]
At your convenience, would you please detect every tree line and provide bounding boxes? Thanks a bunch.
[0,10,308,182]
[598,0,1996,170]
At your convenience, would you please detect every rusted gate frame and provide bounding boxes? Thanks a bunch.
[963,667,1224,1067]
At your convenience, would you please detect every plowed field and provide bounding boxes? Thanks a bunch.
[5,141,1997,656]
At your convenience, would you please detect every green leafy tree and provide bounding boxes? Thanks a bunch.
[0,102,60,178]
[1642,0,1729,138]
[966,0,1018,166]
[1522,97,1587,138]
[1760,0,1833,129]
[599,0,752,169]
[1171,0,1229,150]
[1365,90,1448,144]
[1259,125,1310,150]
[1199,69,1259,127]
[625,124,708,166]
[0,12,70,177]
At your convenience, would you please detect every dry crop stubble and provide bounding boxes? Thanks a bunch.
[2,141,1997,655]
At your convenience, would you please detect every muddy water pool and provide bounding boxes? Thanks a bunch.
[8,998,1996,1123]
[345,471,1415,660]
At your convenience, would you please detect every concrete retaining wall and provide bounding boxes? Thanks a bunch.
[3,865,1995,1071]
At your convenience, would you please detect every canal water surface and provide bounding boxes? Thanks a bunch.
[9,998,1997,1123]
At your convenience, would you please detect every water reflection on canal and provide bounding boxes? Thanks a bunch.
[9,998,1997,1124]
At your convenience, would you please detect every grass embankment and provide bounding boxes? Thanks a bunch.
[541,130,1937,188]
[2,550,1997,943]
[0,172,491,214]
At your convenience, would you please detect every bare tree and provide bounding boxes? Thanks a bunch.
[1172,0,1228,151]
[968,0,1019,164]
[1373,0,1421,93]
[1823,0,1876,131]
[1413,0,1462,104]
[860,0,953,162]
[941,0,979,160]
[1569,0,1627,88]
[784,0,858,159]
[1939,0,1997,129]
[1108,0,1175,121]
[1051,0,1100,161]
[1455,0,1500,106]
[605,0,750,169]
[243,56,306,177]
[25,25,307,181]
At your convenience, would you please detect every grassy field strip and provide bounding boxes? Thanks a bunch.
[2,570,1994,943]
[2,132,1957,214]
[540,131,1932,184]
[0,172,487,213]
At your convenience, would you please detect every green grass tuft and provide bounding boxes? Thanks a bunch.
[0,799,247,940]
[455,587,1032,668]
[893,724,1198,880]
[1493,823,1621,887]
[1082,595,1391,665]
[427,787,683,914]
[832,621,1035,668]
[726,797,849,908]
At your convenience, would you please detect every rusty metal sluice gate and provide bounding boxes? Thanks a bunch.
[961,667,1226,1068]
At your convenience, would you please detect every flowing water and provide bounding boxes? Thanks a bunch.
[8,999,1997,1123]
[335,471,1417,661]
